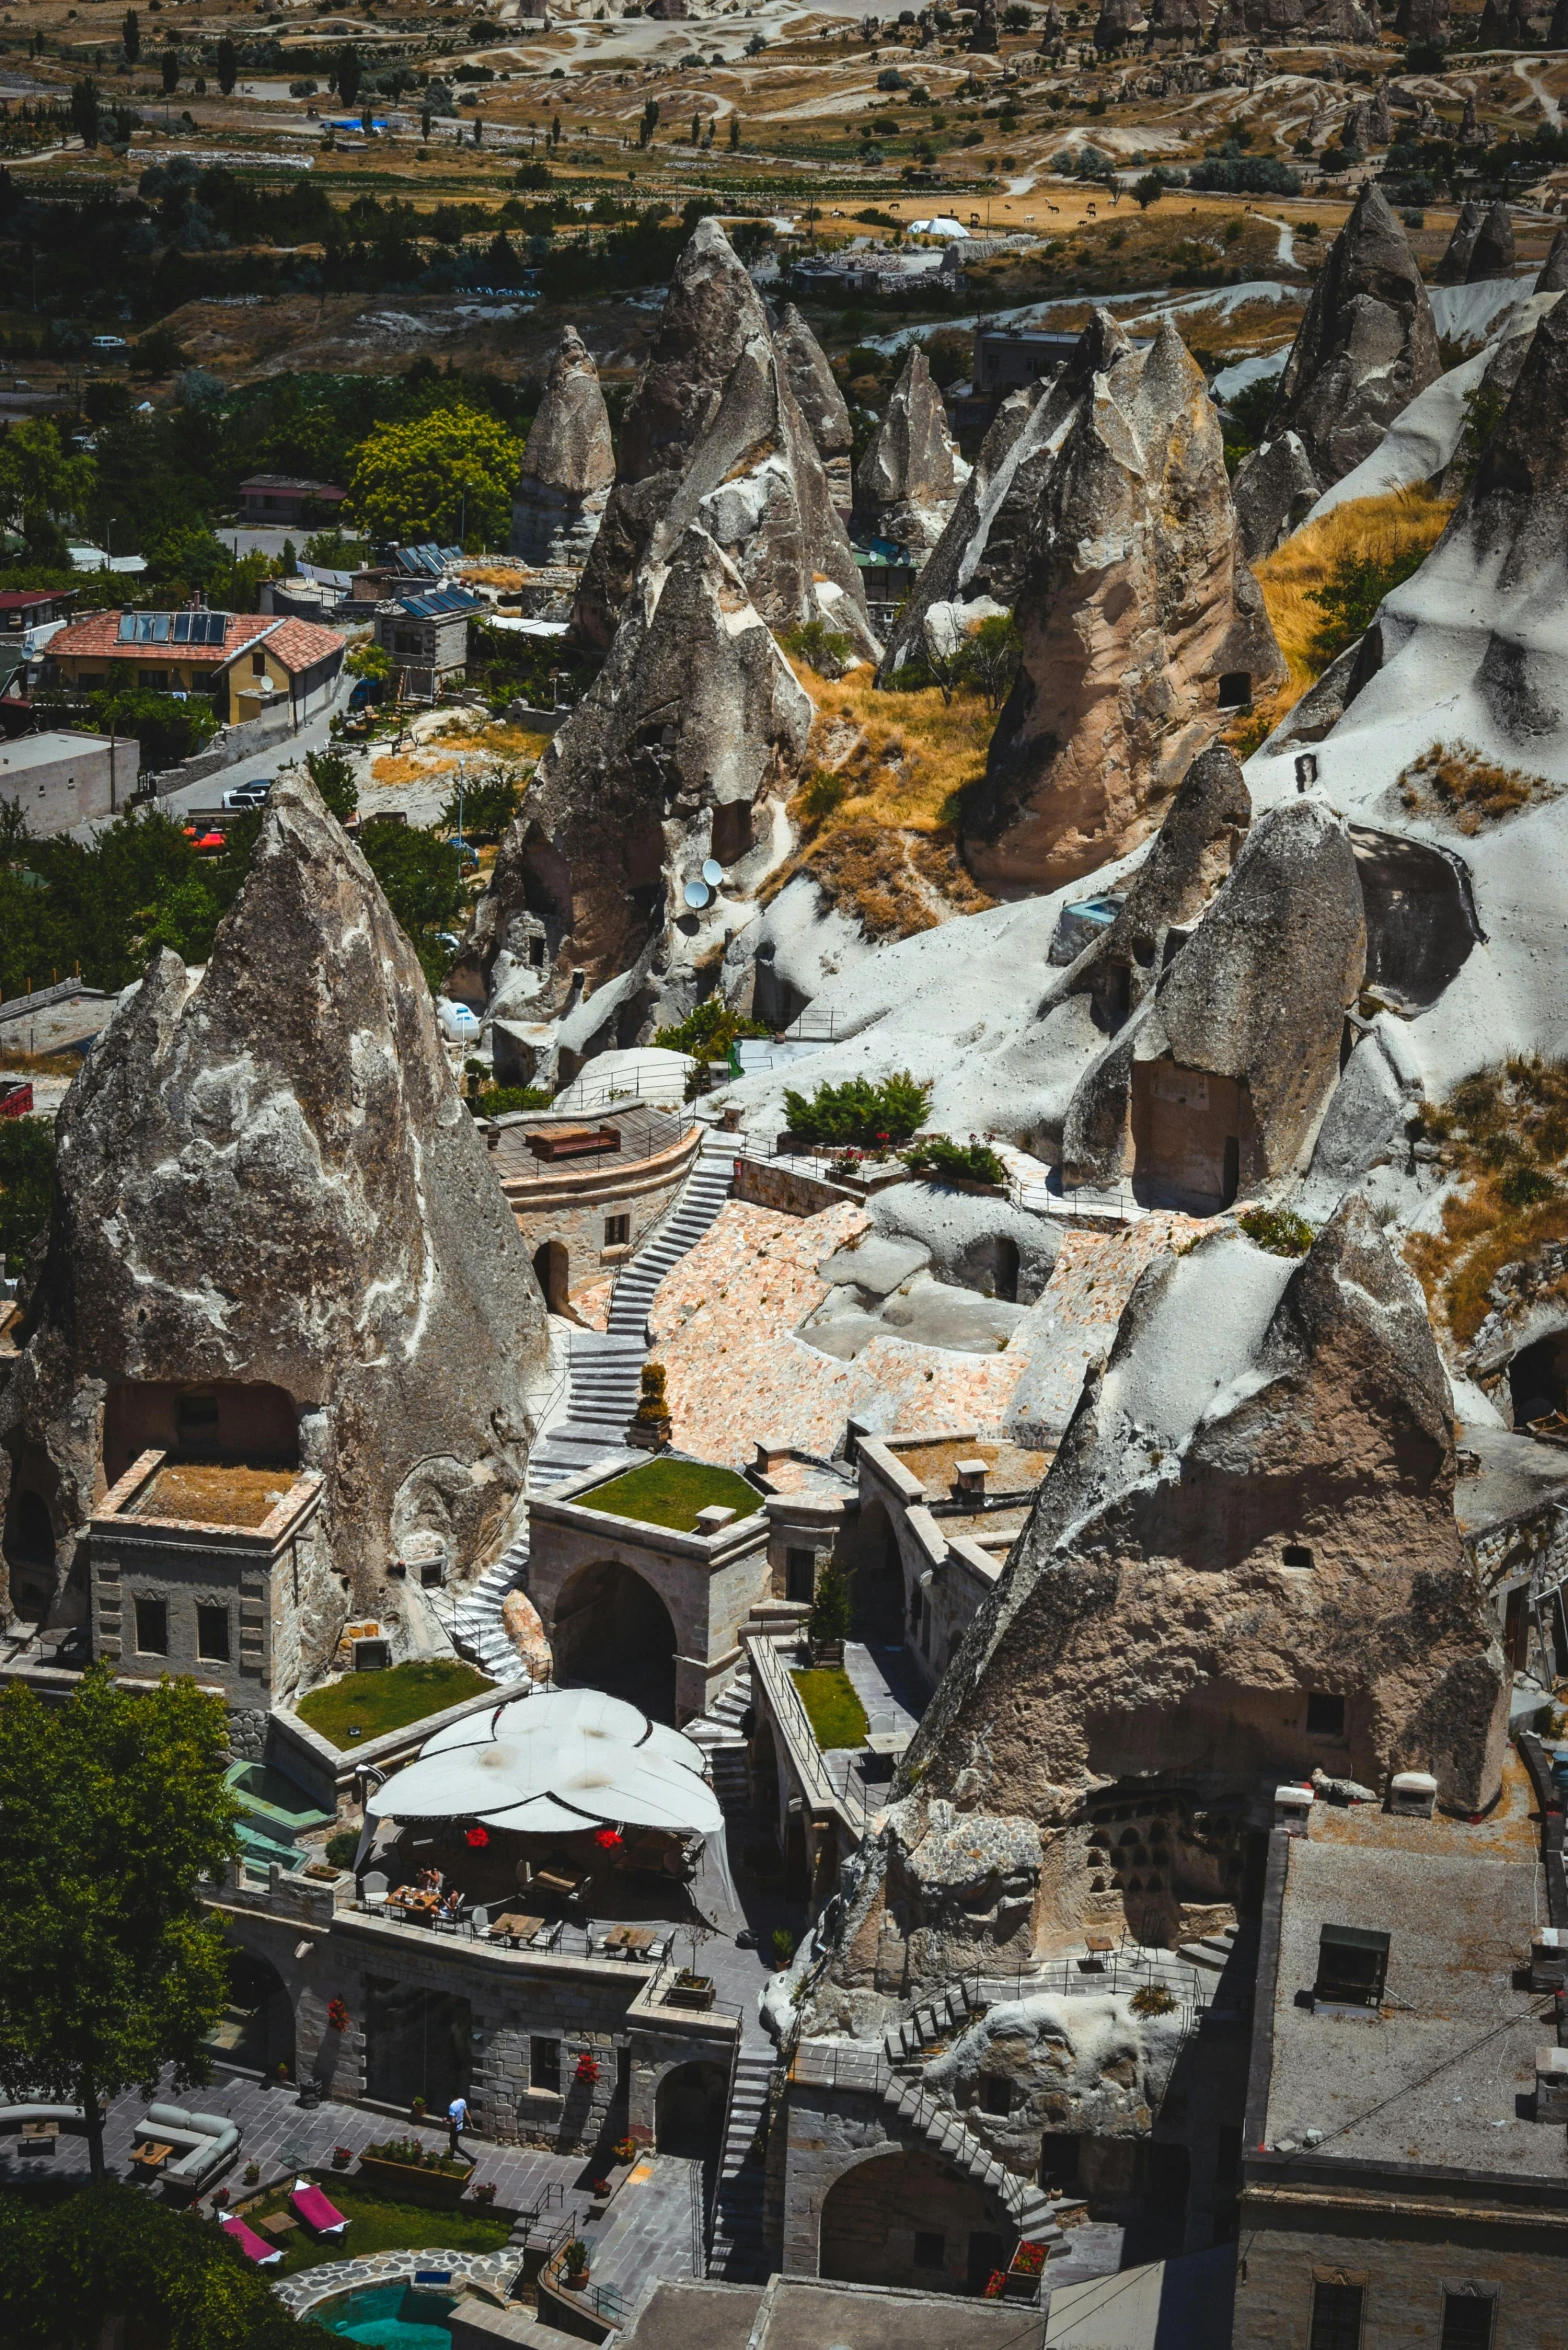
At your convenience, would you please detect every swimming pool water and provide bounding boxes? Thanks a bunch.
[320,2281,456,2347]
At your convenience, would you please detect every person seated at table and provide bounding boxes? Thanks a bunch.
[439,1887,463,1922]
[418,1866,442,1893]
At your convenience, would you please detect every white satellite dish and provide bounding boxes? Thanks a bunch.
[701,858,723,887]
[683,879,711,910]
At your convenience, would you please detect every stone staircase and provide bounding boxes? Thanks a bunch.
[878,2070,1071,2248]
[882,1978,985,2063]
[706,2046,775,2281]
[681,1662,754,1815]
[450,1132,738,1681]
[606,1131,738,1346]
[1175,1921,1241,1979]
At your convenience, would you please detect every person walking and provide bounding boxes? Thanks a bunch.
[447,2092,469,2158]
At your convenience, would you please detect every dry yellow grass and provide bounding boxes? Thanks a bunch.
[1254,485,1454,697]
[1404,1058,1568,1342]
[1397,741,1558,835]
[766,660,997,938]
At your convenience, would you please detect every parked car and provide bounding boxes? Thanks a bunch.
[222,777,273,810]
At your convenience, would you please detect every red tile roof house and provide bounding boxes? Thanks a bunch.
[44,608,347,730]
[237,475,348,526]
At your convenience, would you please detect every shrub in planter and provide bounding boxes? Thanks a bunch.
[243,2161,260,2186]
[333,2145,353,2168]
[563,2238,590,2282]
[782,1070,931,1150]
[901,1134,1008,1187]
[771,1927,796,1969]
[472,2180,497,2205]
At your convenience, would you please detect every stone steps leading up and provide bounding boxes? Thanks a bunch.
[707,2048,776,2282]
[449,1138,735,1682]
[881,2071,1074,2253]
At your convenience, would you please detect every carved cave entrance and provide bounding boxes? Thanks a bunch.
[533,1240,570,1315]
[1129,1061,1255,1215]
[655,2059,728,2166]
[819,2148,1013,2297]
[204,1944,296,2078]
[1508,1332,1568,1434]
[550,1558,677,1724]
[102,1380,299,1488]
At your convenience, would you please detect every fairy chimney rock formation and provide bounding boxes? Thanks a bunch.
[878,1195,1509,1967]
[854,344,969,554]
[1467,201,1516,283]
[510,326,616,567]
[574,217,774,645]
[1539,224,1568,294]
[574,220,871,655]
[962,313,1283,895]
[1249,184,1440,506]
[0,774,548,1667]
[1435,199,1483,285]
[1230,426,1320,563]
[1061,797,1366,1200]
[776,302,855,516]
[473,523,812,1023]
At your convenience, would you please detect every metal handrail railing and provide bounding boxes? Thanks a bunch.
[746,1634,875,1835]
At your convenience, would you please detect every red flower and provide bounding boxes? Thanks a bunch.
[327,1997,352,2033]
[466,1826,489,1848]
[594,1828,622,1849]
[575,2054,601,2086]
[983,2270,1006,2300]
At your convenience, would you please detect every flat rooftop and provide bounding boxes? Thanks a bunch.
[1262,1783,1561,2184]
[493,1101,693,1185]
[1454,1418,1568,1540]
[617,2276,1038,2350]
[889,1433,1051,1499]
[577,1457,765,1535]
[100,1453,319,1537]
[0,730,116,772]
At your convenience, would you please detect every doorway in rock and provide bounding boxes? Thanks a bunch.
[655,2059,728,2164]
[205,1945,296,2077]
[1509,1331,1568,1432]
[550,1557,678,1723]
[820,2148,1013,2296]
[533,1239,570,1314]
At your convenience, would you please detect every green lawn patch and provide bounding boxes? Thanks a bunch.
[234,2181,512,2277]
[294,1659,493,1750]
[578,1458,764,1534]
[790,1667,870,1751]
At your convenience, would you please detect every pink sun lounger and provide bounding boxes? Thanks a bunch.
[220,2214,283,2267]
[290,2177,349,2238]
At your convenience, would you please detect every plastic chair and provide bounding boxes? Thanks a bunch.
[469,1906,489,1940]
[361,1871,389,1914]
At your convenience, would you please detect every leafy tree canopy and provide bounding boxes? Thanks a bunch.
[347,404,523,548]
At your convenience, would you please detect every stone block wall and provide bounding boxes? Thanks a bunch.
[505,1133,699,1304]
[1231,2210,1568,2350]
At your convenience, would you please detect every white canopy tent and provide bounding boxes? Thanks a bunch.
[360,1688,736,1910]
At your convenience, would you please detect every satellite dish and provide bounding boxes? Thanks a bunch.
[701,858,723,887]
[683,879,711,910]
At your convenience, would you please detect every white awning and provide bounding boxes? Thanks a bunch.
[367,1686,722,1839]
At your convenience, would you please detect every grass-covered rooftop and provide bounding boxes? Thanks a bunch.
[578,1457,764,1535]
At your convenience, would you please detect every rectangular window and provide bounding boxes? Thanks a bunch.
[912,2231,944,2270]
[786,1547,816,1605]
[134,1596,168,1655]
[1441,2296,1496,2350]
[980,2076,1011,2116]
[196,1604,230,1662]
[604,1214,629,1248]
[1310,2282,1365,2350]
[251,650,267,676]
[530,2037,560,2093]
[1307,1691,1346,1738]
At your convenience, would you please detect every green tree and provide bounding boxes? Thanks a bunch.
[0,2184,321,2349]
[87,677,219,770]
[0,1668,240,2183]
[215,33,237,95]
[1133,170,1164,208]
[335,42,361,106]
[437,765,520,841]
[359,823,464,988]
[808,1560,854,1647]
[347,405,523,548]
[69,77,100,149]
[0,419,94,562]
[160,45,179,94]
[121,8,140,64]
[0,1116,55,1276]
[306,744,359,825]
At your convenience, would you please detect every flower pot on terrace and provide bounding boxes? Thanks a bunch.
[665,1975,716,2012]
[356,2153,475,2208]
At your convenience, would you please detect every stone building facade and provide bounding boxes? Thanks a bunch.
[494,1109,701,1312]
[207,1867,736,2155]
[90,1449,325,1756]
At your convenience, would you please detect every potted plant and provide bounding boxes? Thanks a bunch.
[410,2096,427,2122]
[1004,2241,1048,2300]
[358,2134,475,2209]
[771,1926,795,1971]
[333,2144,353,2170]
[627,1360,672,1452]
[562,2238,590,2289]
[472,2180,497,2206]
[901,1134,1009,1195]
[243,2161,261,2187]
[613,2137,637,2163]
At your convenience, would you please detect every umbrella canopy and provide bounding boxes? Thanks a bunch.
[366,1685,722,1838]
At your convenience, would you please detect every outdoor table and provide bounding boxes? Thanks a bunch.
[604,1925,657,1957]
[130,2141,174,2172]
[533,1869,583,1899]
[390,1887,441,1922]
[257,2212,299,2239]
[488,1911,545,1946]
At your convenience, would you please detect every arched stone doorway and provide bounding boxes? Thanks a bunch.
[533,1240,570,1315]
[206,1944,296,2078]
[3,1481,55,1621]
[819,2146,1013,2296]
[551,1557,677,1722]
[655,2059,728,2164]
[1509,1331,1568,1432]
